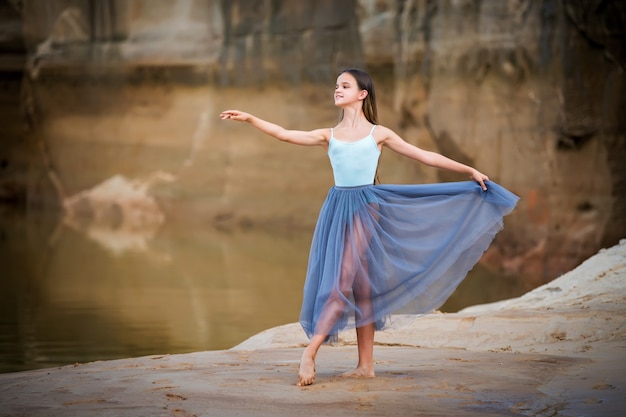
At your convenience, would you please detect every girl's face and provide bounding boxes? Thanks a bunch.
[334,72,367,107]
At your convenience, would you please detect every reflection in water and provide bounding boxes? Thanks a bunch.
[0,206,308,373]
[1,205,529,374]
[62,172,174,255]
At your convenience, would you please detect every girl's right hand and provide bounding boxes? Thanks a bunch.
[220,110,251,122]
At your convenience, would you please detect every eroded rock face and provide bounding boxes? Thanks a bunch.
[3,0,625,281]
[405,0,626,279]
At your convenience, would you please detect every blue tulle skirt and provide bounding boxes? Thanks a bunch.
[299,181,519,341]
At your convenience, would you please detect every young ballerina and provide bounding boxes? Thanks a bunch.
[220,68,518,387]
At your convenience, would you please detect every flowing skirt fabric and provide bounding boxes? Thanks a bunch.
[299,181,519,341]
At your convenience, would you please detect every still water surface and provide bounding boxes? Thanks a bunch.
[1,206,528,374]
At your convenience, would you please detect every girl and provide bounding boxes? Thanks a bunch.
[220,68,518,387]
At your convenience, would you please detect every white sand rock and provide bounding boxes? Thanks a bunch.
[234,240,626,355]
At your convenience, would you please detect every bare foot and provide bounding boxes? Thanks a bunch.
[297,352,316,386]
[341,366,375,379]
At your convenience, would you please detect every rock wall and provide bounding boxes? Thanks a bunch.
[416,0,626,279]
[1,0,625,281]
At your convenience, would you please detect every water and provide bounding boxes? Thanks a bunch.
[0,204,529,374]
[0,205,306,373]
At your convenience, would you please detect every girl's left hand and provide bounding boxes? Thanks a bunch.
[470,169,489,191]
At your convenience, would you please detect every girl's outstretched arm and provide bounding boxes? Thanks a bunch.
[378,126,489,190]
[220,110,328,147]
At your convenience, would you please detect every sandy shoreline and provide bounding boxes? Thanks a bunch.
[1,240,625,416]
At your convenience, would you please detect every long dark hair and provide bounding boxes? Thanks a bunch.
[338,68,379,124]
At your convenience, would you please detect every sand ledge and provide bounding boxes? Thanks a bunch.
[1,240,625,416]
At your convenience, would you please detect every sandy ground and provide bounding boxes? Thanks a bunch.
[1,240,625,417]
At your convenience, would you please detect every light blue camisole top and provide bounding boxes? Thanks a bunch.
[328,125,381,187]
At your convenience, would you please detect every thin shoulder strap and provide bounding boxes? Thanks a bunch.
[369,125,377,135]
[330,128,334,138]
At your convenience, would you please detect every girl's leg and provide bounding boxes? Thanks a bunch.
[298,291,349,386]
[342,322,375,378]
[298,207,378,385]
[343,225,376,378]
[299,321,375,385]
[297,334,325,386]
[297,233,358,386]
